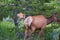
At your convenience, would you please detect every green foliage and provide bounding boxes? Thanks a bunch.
[0,21,16,40]
[0,0,60,40]
[0,0,60,20]
[0,20,60,40]
[0,20,24,40]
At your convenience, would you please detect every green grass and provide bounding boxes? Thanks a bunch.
[0,20,60,40]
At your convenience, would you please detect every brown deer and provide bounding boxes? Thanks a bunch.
[17,12,58,40]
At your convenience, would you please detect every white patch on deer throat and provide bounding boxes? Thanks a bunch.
[24,16,32,26]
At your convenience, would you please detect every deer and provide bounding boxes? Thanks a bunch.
[17,12,58,40]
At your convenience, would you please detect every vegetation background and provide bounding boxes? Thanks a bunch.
[0,0,60,40]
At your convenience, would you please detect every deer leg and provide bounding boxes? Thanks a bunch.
[36,29,44,40]
[28,27,36,40]
[40,30,45,40]
[36,26,45,40]
[24,26,28,40]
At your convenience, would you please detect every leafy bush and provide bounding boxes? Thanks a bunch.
[0,20,60,40]
[0,20,24,40]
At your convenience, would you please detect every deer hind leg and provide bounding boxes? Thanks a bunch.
[36,25,46,40]
[36,29,44,40]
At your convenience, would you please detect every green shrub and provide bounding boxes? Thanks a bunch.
[0,20,60,40]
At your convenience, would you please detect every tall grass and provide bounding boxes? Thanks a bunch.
[0,20,60,40]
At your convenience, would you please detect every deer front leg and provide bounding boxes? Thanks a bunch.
[24,26,28,40]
